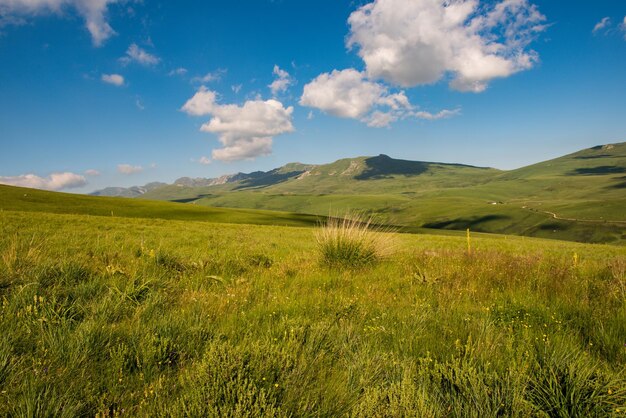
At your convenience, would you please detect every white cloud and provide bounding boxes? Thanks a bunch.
[120,43,159,66]
[0,0,119,46]
[84,169,100,176]
[181,86,294,161]
[300,69,390,118]
[117,164,143,174]
[192,69,226,84]
[198,156,211,165]
[0,172,86,190]
[269,65,294,96]
[101,73,124,86]
[231,84,242,93]
[414,108,461,120]
[590,16,626,40]
[135,97,144,110]
[168,67,188,76]
[593,17,611,34]
[347,0,546,92]
[299,68,411,127]
[363,111,398,128]
[181,87,218,116]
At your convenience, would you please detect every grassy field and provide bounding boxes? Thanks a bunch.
[0,184,322,228]
[1,205,625,416]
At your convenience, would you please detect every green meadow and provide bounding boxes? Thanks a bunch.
[1,0,624,415]
[1,188,625,416]
[0,185,322,228]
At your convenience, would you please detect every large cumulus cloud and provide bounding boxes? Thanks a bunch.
[347,0,547,92]
[182,87,294,161]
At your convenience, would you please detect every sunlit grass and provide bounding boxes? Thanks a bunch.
[0,209,624,416]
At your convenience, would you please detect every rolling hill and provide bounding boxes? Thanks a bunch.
[90,182,167,198]
[122,142,626,244]
[0,184,323,228]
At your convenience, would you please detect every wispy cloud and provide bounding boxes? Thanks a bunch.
[590,16,626,40]
[0,14,27,29]
[192,69,227,84]
[117,164,143,174]
[0,0,120,46]
[101,73,124,86]
[269,65,294,96]
[414,109,461,120]
[168,67,188,76]
[84,169,100,176]
[593,17,611,34]
[120,43,160,66]
[0,172,86,190]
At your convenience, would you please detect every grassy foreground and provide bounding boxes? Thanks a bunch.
[1,209,625,416]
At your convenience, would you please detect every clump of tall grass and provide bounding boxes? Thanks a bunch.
[1,233,43,275]
[315,214,393,269]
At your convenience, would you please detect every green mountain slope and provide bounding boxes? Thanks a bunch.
[140,154,499,200]
[473,142,626,221]
[137,144,626,244]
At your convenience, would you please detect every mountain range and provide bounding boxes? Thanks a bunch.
[90,142,626,243]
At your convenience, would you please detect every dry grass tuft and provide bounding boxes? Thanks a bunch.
[315,213,394,269]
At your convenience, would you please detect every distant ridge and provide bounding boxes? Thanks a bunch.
[90,155,489,197]
[90,182,167,197]
[84,142,626,244]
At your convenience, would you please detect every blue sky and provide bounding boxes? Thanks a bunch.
[0,0,624,193]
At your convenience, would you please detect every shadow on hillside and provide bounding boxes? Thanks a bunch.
[171,194,212,203]
[569,166,626,176]
[355,155,430,180]
[422,214,510,231]
[608,176,626,189]
[235,170,305,190]
[537,222,569,231]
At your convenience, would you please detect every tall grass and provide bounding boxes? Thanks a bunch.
[315,214,394,269]
[0,210,625,416]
